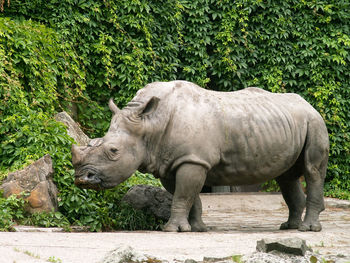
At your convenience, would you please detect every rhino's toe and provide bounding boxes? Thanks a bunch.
[189,216,207,232]
[280,221,300,230]
[190,221,207,232]
[162,220,191,232]
[298,221,322,232]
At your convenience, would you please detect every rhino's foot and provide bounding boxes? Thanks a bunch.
[190,220,208,232]
[280,221,301,230]
[298,221,322,232]
[162,219,191,232]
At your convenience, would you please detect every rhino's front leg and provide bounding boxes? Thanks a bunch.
[163,163,206,232]
[189,195,207,232]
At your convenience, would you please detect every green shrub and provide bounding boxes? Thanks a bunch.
[56,171,162,232]
[324,188,350,200]
[104,172,163,231]
[2,0,185,137]
[0,17,84,170]
[0,17,163,231]
[22,211,71,229]
[0,192,27,231]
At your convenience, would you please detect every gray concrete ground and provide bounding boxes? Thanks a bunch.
[0,193,349,263]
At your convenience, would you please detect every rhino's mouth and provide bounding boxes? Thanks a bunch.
[74,166,103,190]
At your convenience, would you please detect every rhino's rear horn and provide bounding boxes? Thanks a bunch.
[88,138,103,147]
[71,144,83,166]
[108,99,120,116]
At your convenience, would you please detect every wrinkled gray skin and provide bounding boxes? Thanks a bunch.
[72,81,329,232]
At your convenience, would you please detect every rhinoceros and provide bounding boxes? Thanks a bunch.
[72,80,329,232]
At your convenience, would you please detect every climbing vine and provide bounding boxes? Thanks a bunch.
[0,0,349,231]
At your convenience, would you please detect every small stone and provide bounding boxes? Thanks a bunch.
[100,246,142,263]
[100,245,167,263]
[203,256,232,262]
[184,259,198,263]
[256,237,311,256]
[325,198,350,209]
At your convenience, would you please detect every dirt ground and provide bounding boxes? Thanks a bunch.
[0,193,349,263]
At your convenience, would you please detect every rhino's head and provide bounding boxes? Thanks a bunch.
[71,97,159,190]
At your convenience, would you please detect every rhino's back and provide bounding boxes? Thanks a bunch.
[173,86,310,183]
[135,81,323,184]
[205,89,312,184]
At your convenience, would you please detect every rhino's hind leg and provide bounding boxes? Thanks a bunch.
[161,164,206,232]
[299,164,327,232]
[298,119,328,232]
[277,172,306,230]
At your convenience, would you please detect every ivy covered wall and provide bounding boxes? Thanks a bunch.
[0,0,349,229]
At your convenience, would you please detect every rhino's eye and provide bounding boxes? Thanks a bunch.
[110,148,118,154]
[105,146,119,160]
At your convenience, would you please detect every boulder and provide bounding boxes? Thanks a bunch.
[122,185,172,220]
[55,111,90,146]
[0,154,58,213]
[256,237,311,256]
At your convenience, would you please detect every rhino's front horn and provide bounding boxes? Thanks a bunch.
[108,99,120,115]
[71,144,83,166]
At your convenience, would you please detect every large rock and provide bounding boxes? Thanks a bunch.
[0,154,58,214]
[122,185,172,220]
[55,111,90,146]
[256,238,311,256]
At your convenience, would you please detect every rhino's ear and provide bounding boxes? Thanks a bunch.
[137,96,160,117]
[108,99,120,115]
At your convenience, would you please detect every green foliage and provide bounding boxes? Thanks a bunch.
[106,172,163,231]
[0,16,163,231]
[2,0,185,137]
[56,171,162,232]
[3,0,347,194]
[22,211,70,229]
[47,256,62,263]
[0,17,84,171]
[324,188,350,200]
[1,0,350,231]
[0,192,27,231]
[232,255,244,263]
[261,180,280,193]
